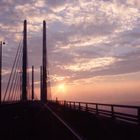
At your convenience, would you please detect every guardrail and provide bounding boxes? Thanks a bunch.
[50,100,140,125]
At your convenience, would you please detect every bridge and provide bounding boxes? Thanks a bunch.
[0,20,140,140]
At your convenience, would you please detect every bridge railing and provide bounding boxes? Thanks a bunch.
[50,100,140,125]
[1,101,21,106]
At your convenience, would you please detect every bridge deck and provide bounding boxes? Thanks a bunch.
[0,101,78,140]
[1,101,140,140]
[48,102,140,140]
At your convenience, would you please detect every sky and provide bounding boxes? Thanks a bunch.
[0,0,140,104]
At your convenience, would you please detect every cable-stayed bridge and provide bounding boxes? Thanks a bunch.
[0,20,140,140]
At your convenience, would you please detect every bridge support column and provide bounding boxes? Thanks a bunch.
[22,20,27,101]
[0,41,2,103]
[41,20,47,102]
[32,65,34,100]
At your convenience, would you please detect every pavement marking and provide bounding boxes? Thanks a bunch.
[43,103,85,140]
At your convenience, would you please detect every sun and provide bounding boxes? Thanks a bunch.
[57,83,66,93]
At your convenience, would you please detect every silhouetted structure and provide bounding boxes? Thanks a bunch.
[40,66,43,100]
[22,20,27,101]
[32,65,34,100]
[41,20,47,102]
[0,41,2,103]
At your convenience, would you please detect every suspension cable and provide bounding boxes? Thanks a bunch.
[2,39,22,102]
[12,72,20,101]
[10,54,22,101]
[7,44,22,101]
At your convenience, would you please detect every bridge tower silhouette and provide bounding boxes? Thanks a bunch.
[21,20,48,102]
[41,20,47,102]
[1,20,49,102]
[22,20,27,101]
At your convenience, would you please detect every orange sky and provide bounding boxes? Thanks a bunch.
[34,72,140,105]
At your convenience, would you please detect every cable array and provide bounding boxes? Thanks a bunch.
[2,40,23,102]
[2,20,53,103]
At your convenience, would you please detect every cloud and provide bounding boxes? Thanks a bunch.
[0,0,140,87]
[63,57,116,72]
[127,0,140,8]
[46,0,66,7]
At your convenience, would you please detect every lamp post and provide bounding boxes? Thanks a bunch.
[0,41,5,103]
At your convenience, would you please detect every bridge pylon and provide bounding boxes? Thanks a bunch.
[21,20,28,101]
[41,20,47,102]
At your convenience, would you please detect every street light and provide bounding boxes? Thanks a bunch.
[0,41,5,103]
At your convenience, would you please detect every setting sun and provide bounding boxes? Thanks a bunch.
[57,83,66,93]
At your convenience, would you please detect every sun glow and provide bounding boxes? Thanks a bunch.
[57,83,66,93]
